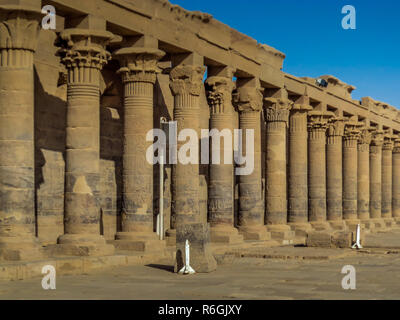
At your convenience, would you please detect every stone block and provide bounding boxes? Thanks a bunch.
[109,239,166,252]
[175,223,217,273]
[332,231,353,248]
[306,232,332,248]
[238,226,271,241]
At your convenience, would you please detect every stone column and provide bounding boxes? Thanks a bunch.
[326,118,345,230]
[0,2,43,261]
[263,88,295,243]
[205,68,243,244]
[57,28,114,256]
[113,40,165,250]
[393,138,400,224]
[382,134,394,227]
[234,79,271,240]
[370,130,386,229]
[358,128,373,228]
[308,111,334,230]
[170,53,216,273]
[343,121,362,230]
[287,94,312,236]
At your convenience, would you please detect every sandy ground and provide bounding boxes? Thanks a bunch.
[1,246,399,300]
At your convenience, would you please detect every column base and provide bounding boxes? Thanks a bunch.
[383,218,396,228]
[175,223,217,273]
[328,220,347,231]
[288,222,313,237]
[57,234,115,257]
[210,225,243,244]
[310,221,332,231]
[360,219,375,231]
[306,230,352,248]
[394,217,400,226]
[111,231,165,252]
[238,225,271,241]
[266,224,295,245]
[369,218,387,230]
[344,219,361,231]
[0,236,45,262]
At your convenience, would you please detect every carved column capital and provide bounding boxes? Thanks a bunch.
[371,130,384,147]
[358,127,373,152]
[205,76,235,115]
[344,121,363,142]
[233,86,263,113]
[327,117,346,137]
[383,135,394,151]
[58,29,114,72]
[115,47,165,84]
[0,4,43,67]
[393,138,400,154]
[263,96,292,123]
[307,110,334,133]
[169,64,206,97]
[291,102,312,115]
[358,127,373,145]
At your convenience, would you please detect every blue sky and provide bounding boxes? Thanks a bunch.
[170,0,400,108]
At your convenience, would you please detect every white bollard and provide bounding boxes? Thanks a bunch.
[179,239,196,275]
[351,224,363,249]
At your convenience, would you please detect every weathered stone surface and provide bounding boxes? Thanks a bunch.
[0,3,44,261]
[0,0,400,273]
[234,78,271,241]
[307,110,334,230]
[326,117,345,223]
[264,88,292,242]
[175,223,217,273]
[205,67,242,244]
[288,93,312,227]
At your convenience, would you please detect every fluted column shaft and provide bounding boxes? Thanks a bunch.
[171,61,217,273]
[308,111,333,228]
[205,75,241,243]
[370,132,384,220]
[326,120,344,222]
[382,139,393,219]
[115,47,164,239]
[170,65,205,226]
[393,139,400,219]
[238,110,263,226]
[288,109,310,223]
[234,83,270,240]
[264,96,291,225]
[0,6,42,259]
[358,129,372,220]
[343,126,361,221]
[57,28,114,255]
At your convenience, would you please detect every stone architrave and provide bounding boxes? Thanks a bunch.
[234,79,271,241]
[0,1,44,261]
[114,42,166,251]
[263,88,295,243]
[170,54,217,273]
[57,28,115,256]
[205,68,243,244]
[308,110,334,231]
